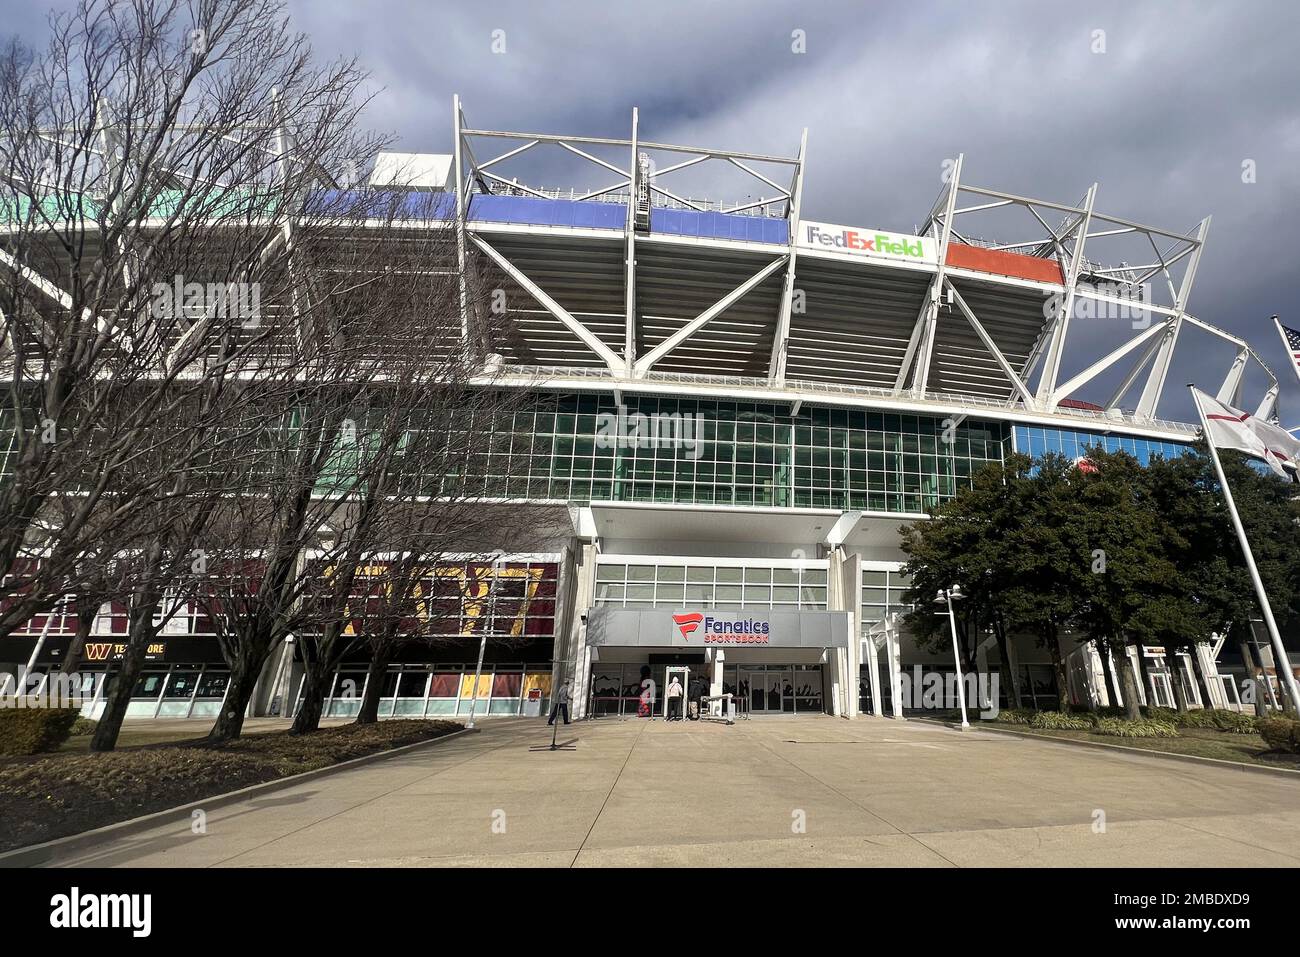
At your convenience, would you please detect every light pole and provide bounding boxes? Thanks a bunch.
[937,587,970,729]
[465,552,504,730]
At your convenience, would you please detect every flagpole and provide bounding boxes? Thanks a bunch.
[1190,385,1300,714]
[1272,315,1300,390]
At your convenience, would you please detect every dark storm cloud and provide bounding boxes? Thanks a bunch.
[8,0,1300,421]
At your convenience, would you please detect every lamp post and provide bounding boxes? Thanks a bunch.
[937,586,970,729]
[465,552,505,730]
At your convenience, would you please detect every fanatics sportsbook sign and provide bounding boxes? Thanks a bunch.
[797,220,937,264]
[585,608,851,649]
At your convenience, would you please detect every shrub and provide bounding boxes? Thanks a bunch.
[1145,706,1181,724]
[1094,717,1179,738]
[0,708,82,755]
[1208,710,1258,734]
[1256,717,1300,753]
[69,717,98,737]
[1147,707,1260,733]
[1030,711,1094,731]
[994,708,1035,725]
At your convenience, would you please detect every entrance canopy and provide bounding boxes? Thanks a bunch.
[586,607,850,650]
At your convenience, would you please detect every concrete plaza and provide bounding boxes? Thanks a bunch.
[36,716,1300,867]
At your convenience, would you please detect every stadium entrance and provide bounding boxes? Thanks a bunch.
[578,607,850,719]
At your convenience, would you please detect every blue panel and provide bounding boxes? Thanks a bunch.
[306,189,456,220]
[649,207,788,244]
[468,194,625,230]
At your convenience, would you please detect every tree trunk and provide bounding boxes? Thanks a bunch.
[292,662,328,734]
[1115,641,1143,721]
[1046,627,1070,712]
[1188,647,1217,710]
[89,608,156,752]
[1135,645,1156,712]
[356,643,394,725]
[1097,639,1119,709]
[60,598,98,675]
[1168,651,1190,713]
[1236,637,1268,717]
[993,619,1022,709]
[208,653,262,742]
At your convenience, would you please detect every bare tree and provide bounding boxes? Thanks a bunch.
[0,0,381,641]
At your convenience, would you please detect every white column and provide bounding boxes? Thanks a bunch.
[563,541,599,720]
[711,648,725,717]
[866,637,883,717]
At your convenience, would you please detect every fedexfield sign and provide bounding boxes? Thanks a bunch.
[587,607,850,649]
[797,220,936,264]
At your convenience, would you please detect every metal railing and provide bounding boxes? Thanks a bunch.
[477,182,787,218]
[498,363,1199,436]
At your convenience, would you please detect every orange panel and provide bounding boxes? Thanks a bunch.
[945,244,1064,285]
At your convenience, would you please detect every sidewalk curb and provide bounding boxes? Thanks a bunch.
[0,726,474,868]
[929,718,1300,780]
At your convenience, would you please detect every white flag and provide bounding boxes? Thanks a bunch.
[1194,388,1299,478]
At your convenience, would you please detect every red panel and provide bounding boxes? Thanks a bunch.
[945,243,1064,285]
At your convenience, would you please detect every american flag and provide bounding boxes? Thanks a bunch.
[1274,316,1300,385]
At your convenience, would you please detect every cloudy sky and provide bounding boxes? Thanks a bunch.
[9,0,1300,422]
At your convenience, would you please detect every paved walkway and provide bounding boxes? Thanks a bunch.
[41,716,1300,867]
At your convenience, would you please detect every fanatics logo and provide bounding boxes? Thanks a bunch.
[672,612,704,639]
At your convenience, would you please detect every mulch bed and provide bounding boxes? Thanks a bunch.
[0,719,461,853]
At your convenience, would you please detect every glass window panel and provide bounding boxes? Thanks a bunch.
[715,584,742,602]
[715,567,743,583]
[655,583,686,603]
[685,584,713,602]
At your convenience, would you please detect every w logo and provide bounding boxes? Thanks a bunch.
[85,642,113,662]
[672,612,704,639]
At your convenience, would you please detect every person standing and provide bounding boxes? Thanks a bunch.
[548,678,572,725]
[666,674,684,721]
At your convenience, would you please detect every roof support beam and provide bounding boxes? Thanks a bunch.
[1104,330,1168,412]
[898,153,961,395]
[1217,348,1249,407]
[623,108,638,377]
[469,233,625,374]
[637,254,788,376]
[768,128,807,385]
[1035,183,1096,407]
[452,94,470,346]
[944,279,1036,407]
[1052,316,1174,407]
[1135,216,1210,419]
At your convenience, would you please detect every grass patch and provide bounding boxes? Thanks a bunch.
[985,723,1300,769]
[0,719,461,853]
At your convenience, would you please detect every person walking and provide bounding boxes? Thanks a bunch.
[666,675,684,721]
[688,673,703,720]
[548,678,572,725]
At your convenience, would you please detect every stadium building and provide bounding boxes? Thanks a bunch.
[4,99,1291,721]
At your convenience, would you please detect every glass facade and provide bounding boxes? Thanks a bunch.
[1013,425,1192,465]
[594,561,828,610]
[454,394,1009,514]
[861,566,913,625]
